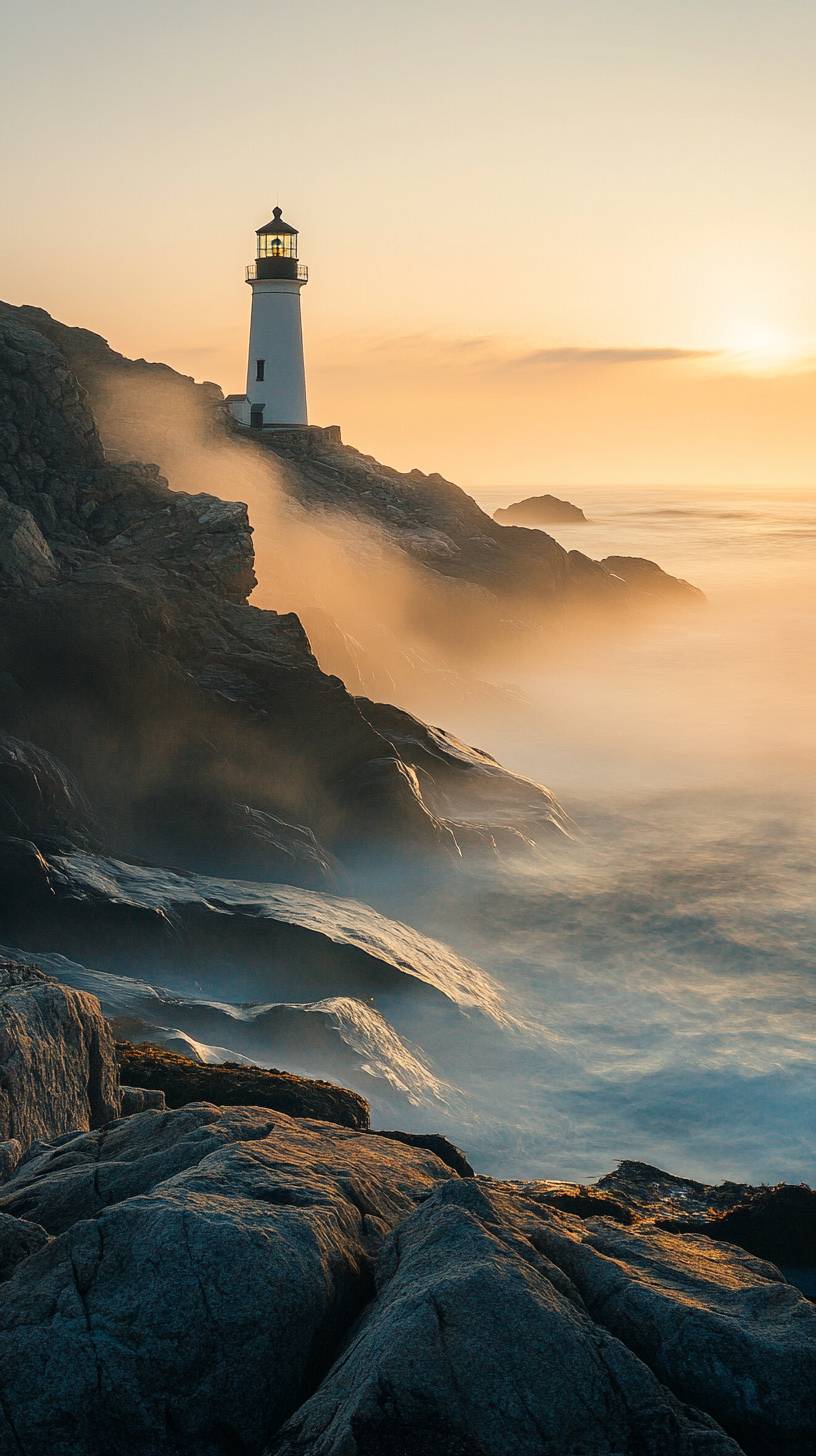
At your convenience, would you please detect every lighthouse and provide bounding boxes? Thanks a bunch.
[227,206,309,429]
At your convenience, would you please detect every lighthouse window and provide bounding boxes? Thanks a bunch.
[258,234,297,259]
[256,359,265,381]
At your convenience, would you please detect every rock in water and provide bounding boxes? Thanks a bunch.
[494,493,588,526]
[0,961,120,1149]
[0,1106,456,1456]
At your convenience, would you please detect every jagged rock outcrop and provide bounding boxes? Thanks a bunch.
[529,1211,816,1455]
[359,698,573,852]
[371,1128,474,1177]
[0,961,120,1150]
[116,1041,370,1128]
[602,554,704,603]
[666,1184,816,1279]
[536,1161,816,1299]
[0,731,96,845]
[0,306,579,904]
[0,849,505,1025]
[0,1106,455,1456]
[0,301,702,618]
[494,492,589,526]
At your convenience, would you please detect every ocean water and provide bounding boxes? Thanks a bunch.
[396,485,816,1185]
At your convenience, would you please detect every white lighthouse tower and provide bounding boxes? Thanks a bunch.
[227,206,309,429]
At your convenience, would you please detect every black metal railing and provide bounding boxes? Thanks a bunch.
[246,261,308,283]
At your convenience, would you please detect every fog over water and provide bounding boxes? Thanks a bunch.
[88,373,815,1185]
[421,484,816,1184]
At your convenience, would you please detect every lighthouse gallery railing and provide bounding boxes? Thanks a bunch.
[245,262,309,282]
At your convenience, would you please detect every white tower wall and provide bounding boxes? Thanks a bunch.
[245,278,308,426]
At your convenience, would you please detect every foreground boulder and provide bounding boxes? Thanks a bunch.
[0,961,120,1152]
[270,1179,742,1456]
[0,1105,455,1456]
[116,1040,370,1129]
[530,1205,816,1456]
[0,1111,812,1455]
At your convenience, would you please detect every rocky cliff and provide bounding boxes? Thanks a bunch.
[0,301,701,621]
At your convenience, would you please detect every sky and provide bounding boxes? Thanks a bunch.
[2,0,816,488]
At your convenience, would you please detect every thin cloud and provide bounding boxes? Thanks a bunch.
[511,346,720,369]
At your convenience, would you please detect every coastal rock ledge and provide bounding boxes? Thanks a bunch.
[0,1098,812,1456]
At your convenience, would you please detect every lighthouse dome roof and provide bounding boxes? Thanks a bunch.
[257,205,298,236]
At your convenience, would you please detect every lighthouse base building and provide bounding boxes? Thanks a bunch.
[227,206,309,430]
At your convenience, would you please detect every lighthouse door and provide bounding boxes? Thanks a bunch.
[250,405,264,429]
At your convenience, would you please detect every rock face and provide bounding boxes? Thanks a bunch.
[602,554,704,603]
[269,1182,731,1456]
[0,1105,455,1456]
[0,961,120,1150]
[0,305,580,910]
[494,492,588,526]
[0,1109,812,1455]
[271,1176,816,1455]
[532,1212,816,1456]
[0,1210,48,1282]
[116,1041,371,1128]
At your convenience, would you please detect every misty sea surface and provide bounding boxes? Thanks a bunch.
[401,483,816,1186]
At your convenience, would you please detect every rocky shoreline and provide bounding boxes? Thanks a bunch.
[0,961,812,1455]
[0,306,813,1452]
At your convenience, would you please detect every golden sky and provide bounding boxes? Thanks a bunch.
[3,0,815,487]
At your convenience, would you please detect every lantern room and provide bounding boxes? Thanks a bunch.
[247,206,308,281]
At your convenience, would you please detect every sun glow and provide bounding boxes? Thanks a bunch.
[724,324,801,374]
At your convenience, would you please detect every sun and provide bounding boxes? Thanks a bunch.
[724,324,799,373]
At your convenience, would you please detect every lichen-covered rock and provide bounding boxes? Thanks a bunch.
[0,961,121,1151]
[270,1179,742,1456]
[116,1042,370,1128]
[0,1105,455,1456]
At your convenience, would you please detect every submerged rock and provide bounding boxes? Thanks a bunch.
[0,960,120,1151]
[116,1041,370,1129]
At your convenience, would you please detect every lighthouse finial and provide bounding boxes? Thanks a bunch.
[273,205,282,219]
